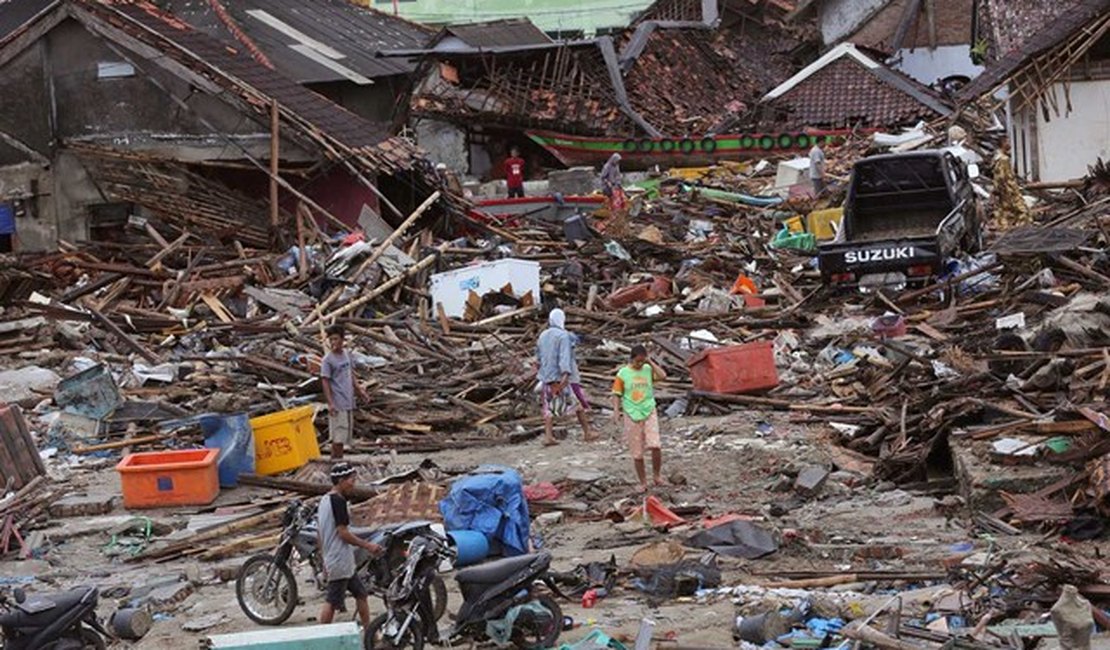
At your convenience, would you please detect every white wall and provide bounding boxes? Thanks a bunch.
[1035,80,1110,182]
[891,45,983,86]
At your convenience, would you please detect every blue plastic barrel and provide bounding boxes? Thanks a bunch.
[448,530,491,567]
[200,413,255,488]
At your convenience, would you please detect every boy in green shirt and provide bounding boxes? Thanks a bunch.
[611,345,667,492]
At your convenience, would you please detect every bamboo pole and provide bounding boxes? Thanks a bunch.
[270,99,280,230]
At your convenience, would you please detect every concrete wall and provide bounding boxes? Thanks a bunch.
[48,19,265,139]
[818,0,889,45]
[0,43,52,159]
[1032,80,1110,182]
[845,0,974,49]
[414,118,468,173]
[0,162,54,251]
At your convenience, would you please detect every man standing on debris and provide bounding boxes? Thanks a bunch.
[991,137,1033,228]
[321,324,370,460]
[318,462,382,628]
[600,153,628,237]
[537,308,595,445]
[611,345,667,492]
[505,147,526,198]
[809,141,827,195]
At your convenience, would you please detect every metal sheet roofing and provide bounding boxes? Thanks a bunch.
[0,0,58,41]
[438,19,552,48]
[162,0,434,84]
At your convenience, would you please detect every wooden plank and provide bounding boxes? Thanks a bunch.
[201,293,235,323]
[88,306,162,364]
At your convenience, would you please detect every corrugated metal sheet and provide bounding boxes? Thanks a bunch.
[163,0,433,83]
[441,19,552,48]
[0,0,56,43]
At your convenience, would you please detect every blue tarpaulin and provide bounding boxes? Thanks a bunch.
[439,465,530,556]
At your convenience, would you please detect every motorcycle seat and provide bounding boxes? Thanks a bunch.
[0,588,92,631]
[455,553,549,586]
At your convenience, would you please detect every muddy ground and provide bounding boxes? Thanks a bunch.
[15,410,1044,648]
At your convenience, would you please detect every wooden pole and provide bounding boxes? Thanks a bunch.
[270,99,280,230]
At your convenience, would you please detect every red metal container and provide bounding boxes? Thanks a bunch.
[687,341,779,394]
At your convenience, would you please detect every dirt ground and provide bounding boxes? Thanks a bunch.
[20,410,1000,648]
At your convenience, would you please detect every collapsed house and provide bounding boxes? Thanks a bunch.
[959,0,1110,182]
[0,0,440,252]
[387,0,802,174]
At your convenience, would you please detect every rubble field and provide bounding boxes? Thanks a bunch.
[0,126,1108,649]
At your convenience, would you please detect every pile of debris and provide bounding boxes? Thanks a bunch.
[0,119,1106,646]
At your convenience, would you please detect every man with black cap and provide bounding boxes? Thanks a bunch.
[318,462,382,627]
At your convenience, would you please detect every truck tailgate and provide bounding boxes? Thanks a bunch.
[818,237,942,281]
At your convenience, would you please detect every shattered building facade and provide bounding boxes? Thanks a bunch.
[392,0,802,176]
[0,0,433,252]
[960,0,1110,182]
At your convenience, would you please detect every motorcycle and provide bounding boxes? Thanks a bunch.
[365,532,563,650]
[0,586,108,649]
[236,500,448,626]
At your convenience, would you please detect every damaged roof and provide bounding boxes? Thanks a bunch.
[761,42,950,129]
[407,7,801,137]
[959,0,1110,101]
[409,39,650,136]
[432,19,552,49]
[622,22,797,134]
[0,0,56,41]
[0,0,423,172]
[159,0,434,84]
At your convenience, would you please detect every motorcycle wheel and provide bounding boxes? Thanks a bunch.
[364,612,425,650]
[236,553,298,625]
[429,576,448,622]
[511,595,562,650]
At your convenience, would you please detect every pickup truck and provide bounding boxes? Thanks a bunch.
[818,150,982,291]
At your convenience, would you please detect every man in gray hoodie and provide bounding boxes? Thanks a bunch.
[536,308,595,445]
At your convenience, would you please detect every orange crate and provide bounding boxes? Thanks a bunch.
[116,449,220,509]
[687,341,779,394]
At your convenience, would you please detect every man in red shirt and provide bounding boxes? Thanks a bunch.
[505,147,526,198]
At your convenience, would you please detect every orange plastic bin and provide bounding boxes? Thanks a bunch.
[687,340,779,394]
[116,448,220,509]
